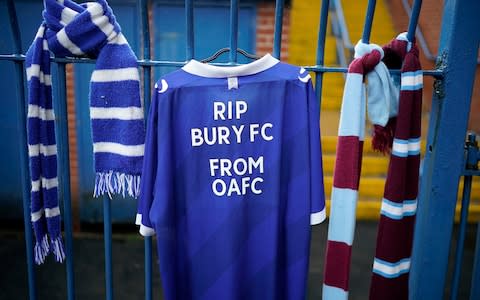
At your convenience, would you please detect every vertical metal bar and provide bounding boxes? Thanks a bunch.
[7,1,37,299]
[401,0,434,60]
[407,0,422,42]
[144,237,153,300]
[54,62,76,300]
[101,0,120,270]
[102,0,127,288]
[14,57,38,300]
[450,175,472,300]
[140,0,152,118]
[141,0,151,67]
[361,0,376,43]
[139,1,153,300]
[409,1,480,298]
[103,196,113,300]
[229,0,239,63]
[464,133,480,300]
[6,0,21,53]
[185,0,194,60]
[470,221,480,300]
[272,0,284,59]
[314,0,330,105]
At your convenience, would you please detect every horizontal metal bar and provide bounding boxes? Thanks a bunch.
[0,54,25,61]
[0,54,185,66]
[0,54,444,77]
[0,55,248,67]
[304,65,444,77]
[0,54,445,77]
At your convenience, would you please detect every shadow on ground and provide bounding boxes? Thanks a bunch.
[0,221,476,299]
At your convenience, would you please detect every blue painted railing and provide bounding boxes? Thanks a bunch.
[2,0,479,299]
[450,133,480,300]
[410,0,480,299]
[229,0,239,63]
[361,0,376,43]
[139,1,153,298]
[471,216,480,300]
[401,0,436,61]
[272,0,285,59]
[314,0,330,103]
[406,0,422,48]
[6,1,36,299]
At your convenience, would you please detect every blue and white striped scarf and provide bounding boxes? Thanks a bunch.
[26,0,144,264]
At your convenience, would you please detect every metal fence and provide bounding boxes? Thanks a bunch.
[1,0,479,299]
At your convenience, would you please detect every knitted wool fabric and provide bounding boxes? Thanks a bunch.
[369,36,422,300]
[26,0,144,264]
[322,34,415,299]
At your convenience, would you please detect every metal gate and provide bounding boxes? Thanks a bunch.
[1,0,479,299]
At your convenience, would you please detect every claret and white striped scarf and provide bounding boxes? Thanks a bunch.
[322,33,422,299]
[26,0,144,264]
[369,34,422,300]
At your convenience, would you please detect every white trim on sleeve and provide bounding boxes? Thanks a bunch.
[311,209,326,225]
[139,224,155,237]
[135,213,142,225]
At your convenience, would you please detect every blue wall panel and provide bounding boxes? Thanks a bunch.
[153,3,256,77]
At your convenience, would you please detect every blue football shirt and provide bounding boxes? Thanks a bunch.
[137,54,326,300]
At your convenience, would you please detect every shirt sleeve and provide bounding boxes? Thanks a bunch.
[136,82,160,236]
[306,79,327,225]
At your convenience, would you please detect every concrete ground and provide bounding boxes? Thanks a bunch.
[0,221,477,299]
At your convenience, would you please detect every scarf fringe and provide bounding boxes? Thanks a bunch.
[51,236,66,263]
[34,235,50,265]
[94,172,141,199]
[34,235,65,264]
[372,117,397,154]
